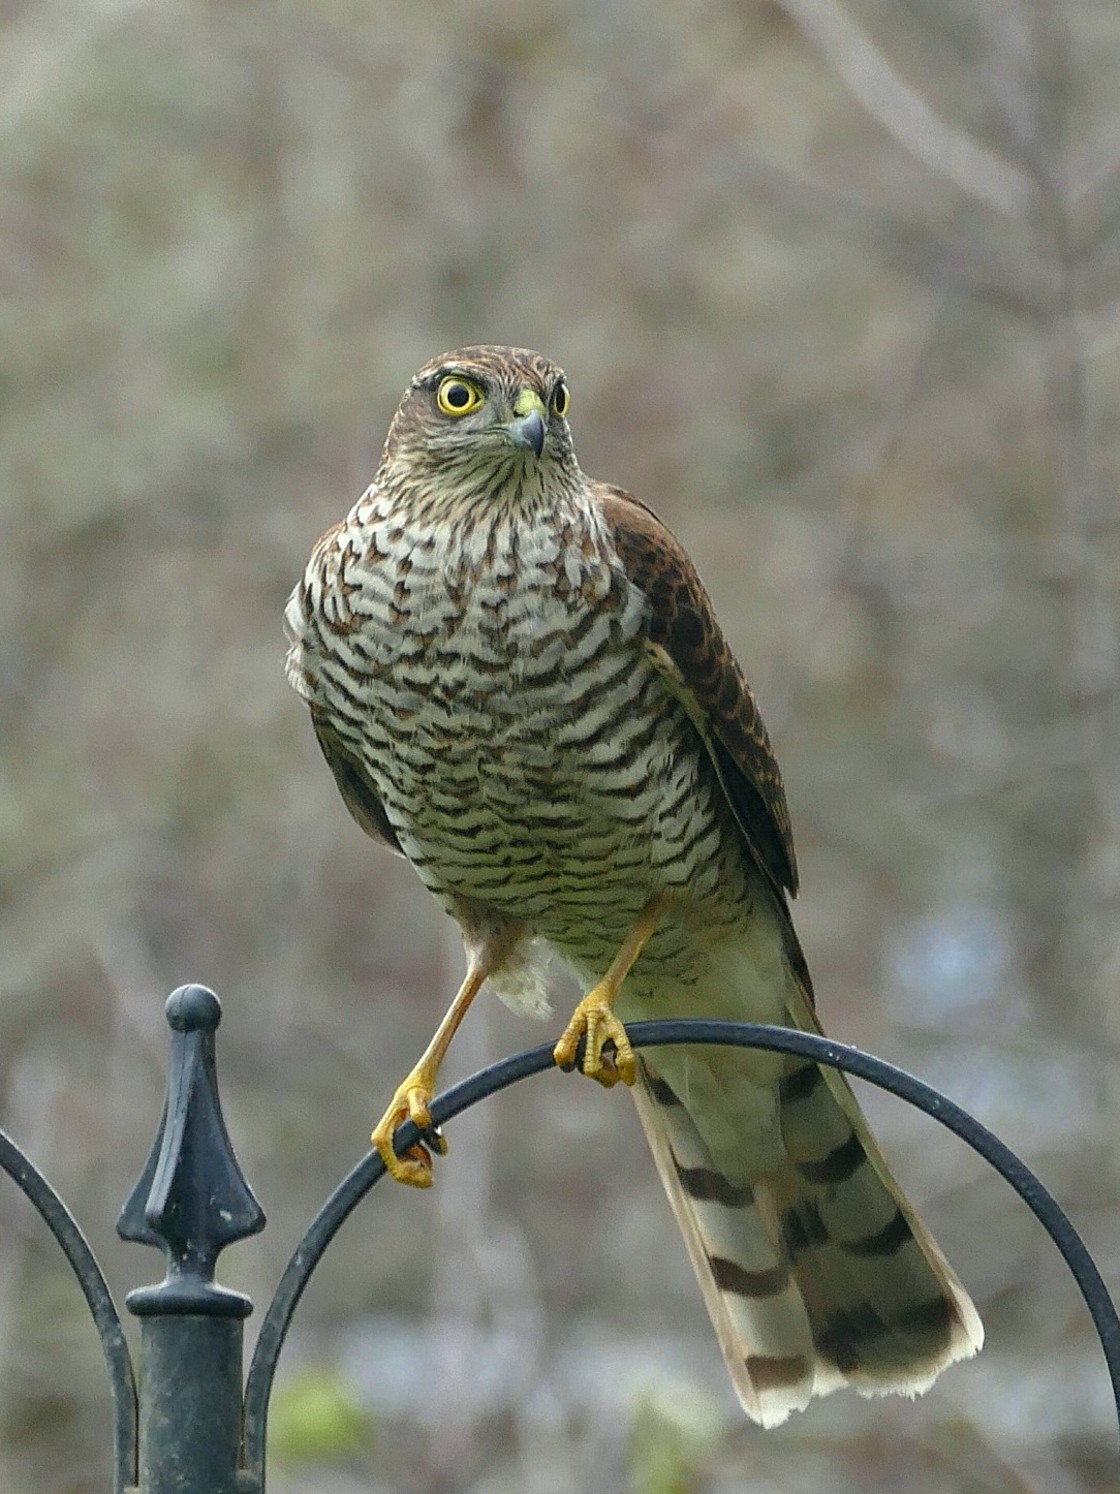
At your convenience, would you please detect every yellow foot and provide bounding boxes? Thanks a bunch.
[370,1072,449,1187]
[553,987,636,1088]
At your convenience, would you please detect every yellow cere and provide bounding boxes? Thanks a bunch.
[512,388,548,421]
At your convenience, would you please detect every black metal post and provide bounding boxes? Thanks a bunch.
[118,985,265,1494]
[131,1315,247,1494]
[0,984,1115,1486]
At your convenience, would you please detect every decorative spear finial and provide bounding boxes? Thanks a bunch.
[118,985,265,1317]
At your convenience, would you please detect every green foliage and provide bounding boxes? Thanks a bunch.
[269,1365,374,1465]
[628,1380,724,1494]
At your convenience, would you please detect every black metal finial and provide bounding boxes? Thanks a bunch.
[0,984,1116,1486]
[118,985,265,1318]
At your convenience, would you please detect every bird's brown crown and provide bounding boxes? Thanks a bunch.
[413,344,562,399]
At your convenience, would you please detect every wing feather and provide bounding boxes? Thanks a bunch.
[595,482,799,900]
[309,707,404,856]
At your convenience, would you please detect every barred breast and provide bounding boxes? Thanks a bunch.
[285,480,755,1003]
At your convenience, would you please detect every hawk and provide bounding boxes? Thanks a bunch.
[285,346,982,1425]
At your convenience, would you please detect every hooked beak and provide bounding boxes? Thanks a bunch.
[503,390,547,457]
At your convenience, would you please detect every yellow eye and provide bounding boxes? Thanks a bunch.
[436,376,484,417]
[550,381,569,419]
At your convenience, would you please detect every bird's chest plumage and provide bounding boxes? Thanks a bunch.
[349,508,650,832]
[297,491,731,946]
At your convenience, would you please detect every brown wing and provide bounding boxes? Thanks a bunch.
[310,706,404,856]
[594,482,799,902]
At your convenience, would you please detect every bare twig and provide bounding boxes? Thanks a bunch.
[1026,1,1120,1034]
[774,0,1034,217]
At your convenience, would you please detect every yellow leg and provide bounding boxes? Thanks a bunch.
[553,895,670,1089]
[372,936,502,1187]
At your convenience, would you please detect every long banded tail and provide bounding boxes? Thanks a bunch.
[631,991,982,1427]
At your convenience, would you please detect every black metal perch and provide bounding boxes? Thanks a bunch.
[0,986,1115,1492]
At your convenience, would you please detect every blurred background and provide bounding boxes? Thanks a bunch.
[1,0,1118,1489]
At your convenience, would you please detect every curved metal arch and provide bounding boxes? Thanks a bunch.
[242,1019,1120,1479]
[0,1130,138,1492]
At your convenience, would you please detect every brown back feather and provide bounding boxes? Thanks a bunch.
[594,482,799,900]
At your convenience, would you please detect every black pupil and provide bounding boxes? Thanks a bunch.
[446,382,471,408]
[554,385,567,413]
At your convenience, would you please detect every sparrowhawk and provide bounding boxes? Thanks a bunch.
[284,345,982,1425]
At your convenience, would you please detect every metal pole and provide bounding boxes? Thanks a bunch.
[118,986,265,1494]
[134,1313,247,1494]
[0,983,1112,1482]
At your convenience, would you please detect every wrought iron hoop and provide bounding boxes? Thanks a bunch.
[242,1019,1120,1478]
[0,1131,138,1488]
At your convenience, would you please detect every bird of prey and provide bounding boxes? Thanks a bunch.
[284,345,982,1426]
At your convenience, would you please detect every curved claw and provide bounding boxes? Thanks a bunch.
[553,989,636,1088]
[371,1079,449,1187]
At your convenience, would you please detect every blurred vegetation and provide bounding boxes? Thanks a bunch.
[629,1381,723,1494]
[0,0,1118,1489]
[270,1365,375,1469]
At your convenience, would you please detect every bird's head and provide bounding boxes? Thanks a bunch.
[379,346,578,497]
